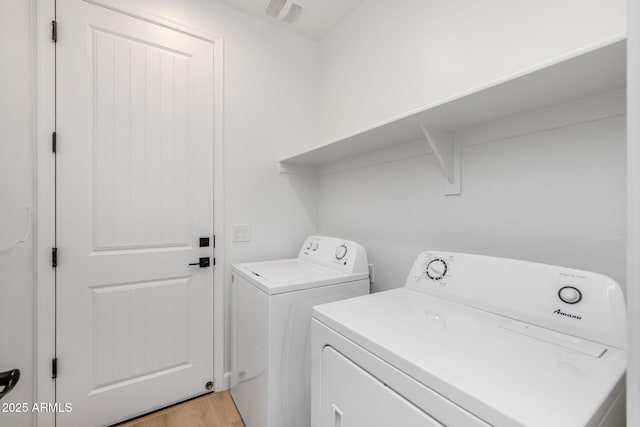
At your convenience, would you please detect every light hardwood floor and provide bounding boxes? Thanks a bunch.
[116,391,244,427]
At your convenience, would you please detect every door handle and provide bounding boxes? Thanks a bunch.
[0,369,20,401]
[189,257,210,268]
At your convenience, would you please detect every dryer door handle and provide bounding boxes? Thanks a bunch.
[333,404,343,427]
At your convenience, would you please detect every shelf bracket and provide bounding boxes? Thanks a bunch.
[420,124,461,195]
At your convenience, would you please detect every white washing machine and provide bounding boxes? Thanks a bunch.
[231,236,370,427]
[311,251,627,427]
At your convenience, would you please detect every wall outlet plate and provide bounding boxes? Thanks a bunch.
[233,224,251,242]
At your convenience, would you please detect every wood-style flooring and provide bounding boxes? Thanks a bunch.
[117,391,244,427]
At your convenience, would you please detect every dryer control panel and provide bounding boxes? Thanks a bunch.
[298,236,368,275]
[406,251,627,350]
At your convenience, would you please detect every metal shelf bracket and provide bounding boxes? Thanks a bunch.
[420,124,461,195]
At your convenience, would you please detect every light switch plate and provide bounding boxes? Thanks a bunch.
[233,224,251,242]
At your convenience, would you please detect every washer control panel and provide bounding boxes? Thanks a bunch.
[305,241,320,252]
[405,251,626,350]
[298,236,368,275]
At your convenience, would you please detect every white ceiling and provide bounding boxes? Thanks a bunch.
[217,0,364,40]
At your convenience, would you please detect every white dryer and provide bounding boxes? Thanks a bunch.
[311,251,627,427]
[231,236,370,427]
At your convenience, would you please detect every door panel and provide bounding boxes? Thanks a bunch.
[92,29,192,250]
[92,278,190,388]
[56,1,215,425]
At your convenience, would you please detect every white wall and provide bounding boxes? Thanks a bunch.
[318,0,627,140]
[0,1,35,426]
[317,0,627,293]
[319,112,626,292]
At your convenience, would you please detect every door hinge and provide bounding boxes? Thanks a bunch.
[213,257,216,266]
[52,131,57,153]
[51,358,57,379]
[213,235,216,249]
[52,247,57,268]
[51,20,57,42]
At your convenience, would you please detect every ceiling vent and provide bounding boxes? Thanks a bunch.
[265,0,287,17]
[265,0,304,23]
[282,3,303,23]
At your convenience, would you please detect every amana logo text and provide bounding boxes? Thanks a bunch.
[553,309,582,320]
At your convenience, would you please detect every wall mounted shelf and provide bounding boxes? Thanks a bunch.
[278,37,626,194]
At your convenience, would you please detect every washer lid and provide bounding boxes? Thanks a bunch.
[313,288,627,427]
[233,259,368,295]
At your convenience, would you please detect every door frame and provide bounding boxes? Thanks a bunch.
[628,0,640,423]
[35,1,225,426]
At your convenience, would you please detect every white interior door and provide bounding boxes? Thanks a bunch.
[56,1,216,425]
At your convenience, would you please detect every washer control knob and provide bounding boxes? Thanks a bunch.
[335,245,348,260]
[306,242,312,250]
[558,286,582,304]
[312,242,319,251]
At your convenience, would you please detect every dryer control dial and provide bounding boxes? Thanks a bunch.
[335,245,348,260]
[426,258,448,281]
[558,286,582,304]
